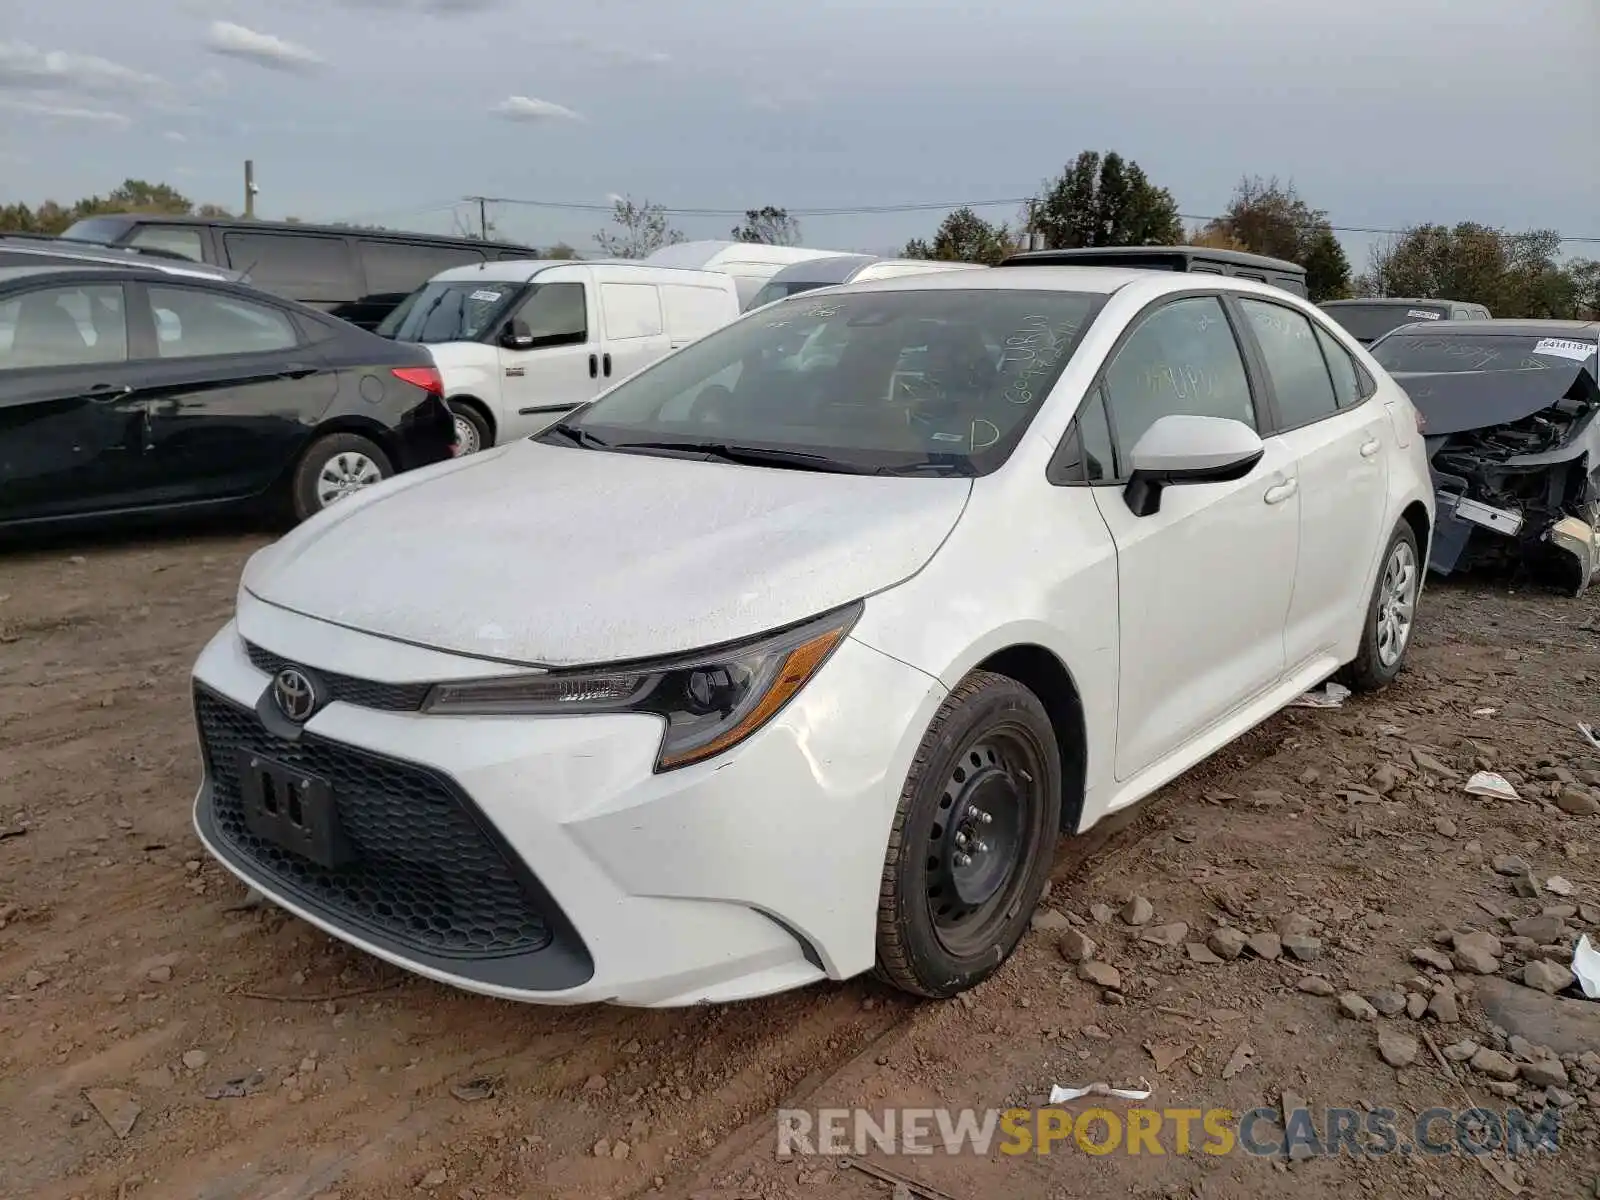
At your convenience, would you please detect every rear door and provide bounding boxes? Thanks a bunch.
[599,280,671,380]
[129,281,338,503]
[0,280,152,522]
[1234,297,1391,672]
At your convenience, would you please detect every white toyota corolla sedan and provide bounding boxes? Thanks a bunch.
[191,266,1434,1007]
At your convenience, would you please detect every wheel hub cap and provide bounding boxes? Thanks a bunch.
[315,452,382,509]
[932,745,1024,914]
[1376,540,1417,668]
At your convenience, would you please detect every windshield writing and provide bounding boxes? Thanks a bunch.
[388,281,520,344]
[1372,334,1595,375]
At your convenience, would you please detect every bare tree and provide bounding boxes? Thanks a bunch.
[595,195,685,258]
[731,206,801,245]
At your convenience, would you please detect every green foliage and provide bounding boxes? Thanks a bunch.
[1031,151,1184,250]
[1204,177,1351,302]
[903,207,1016,265]
[1357,223,1594,318]
[595,195,685,258]
[542,242,582,260]
[1,179,232,236]
[731,206,800,246]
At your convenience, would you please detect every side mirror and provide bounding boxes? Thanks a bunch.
[499,318,534,350]
[1123,414,1264,517]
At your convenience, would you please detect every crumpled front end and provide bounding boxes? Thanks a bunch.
[1423,368,1600,595]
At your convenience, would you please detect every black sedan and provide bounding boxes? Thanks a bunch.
[0,264,456,530]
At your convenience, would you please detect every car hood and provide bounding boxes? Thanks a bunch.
[1393,365,1599,436]
[242,440,972,667]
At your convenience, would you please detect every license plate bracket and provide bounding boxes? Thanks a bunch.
[236,749,354,869]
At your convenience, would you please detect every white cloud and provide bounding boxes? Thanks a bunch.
[204,22,325,74]
[0,97,131,127]
[491,95,582,122]
[164,130,188,142]
[0,40,166,97]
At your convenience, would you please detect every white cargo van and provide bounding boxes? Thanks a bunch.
[386,260,740,452]
[744,255,987,310]
[643,241,850,308]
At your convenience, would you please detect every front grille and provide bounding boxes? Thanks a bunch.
[245,641,430,712]
[196,687,551,958]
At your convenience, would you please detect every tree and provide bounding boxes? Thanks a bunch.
[1030,151,1184,251]
[1201,177,1351,301]
[594,195,684,258]
[903,207,1016,265]
[0,179,221,236]
[541,242,581,260]
[1569,259,1600,319]
[1356,223,1588,318]
[1188,226,1250,252]
[731,206,800,246]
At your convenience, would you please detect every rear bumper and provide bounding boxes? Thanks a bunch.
[392,395,457,470]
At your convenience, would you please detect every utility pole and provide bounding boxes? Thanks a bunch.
[462,196,490,240]
[243,160,257,219]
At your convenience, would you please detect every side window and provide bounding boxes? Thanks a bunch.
[0,284,127,370]
[512,282,586,346]
[1102,295,1256,455]
[600,283,664,340]
[1235,271,1267,283]
[1190,264,1225,276]
[661,285,731,343]
[1313,323,1363,408]
[1049,385,1119,484]
[221,232,358,299]
[1238,298,1339,427]
[356,240,485,295]
[128,225,206,263]
[1275,275,1309,298]
[146,285,298,359]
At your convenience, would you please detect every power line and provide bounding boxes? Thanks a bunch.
[468,193,1600,244]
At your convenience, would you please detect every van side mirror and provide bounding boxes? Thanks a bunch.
[499,319,534,349]
[1123,414,1264,517]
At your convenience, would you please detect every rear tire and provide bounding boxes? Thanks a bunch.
[1340,522,1420,692]
[291,433,393,523]
[873,670,1061,999]
[449,401,491,455]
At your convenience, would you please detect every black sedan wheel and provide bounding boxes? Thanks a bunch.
[291,433,394,522]
[874,670,1061,998]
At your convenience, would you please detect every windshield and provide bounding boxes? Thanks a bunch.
[374,290,419,338]
[745,279,830,311]
[556,288,1106,475]
[386,280,522,344]
[1372,333,1598,374]
[1325,303,1449,343]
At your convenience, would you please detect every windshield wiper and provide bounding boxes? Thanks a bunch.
[873,459,978,477]
[539,422,612,449]
[607,441,870,473]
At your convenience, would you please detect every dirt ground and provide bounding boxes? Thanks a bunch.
[3,525,1600,1200]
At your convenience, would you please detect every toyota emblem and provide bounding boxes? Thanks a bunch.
[273,667,319,723]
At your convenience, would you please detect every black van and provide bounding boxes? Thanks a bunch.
[999,245,1309,298]
[56,215,537,330]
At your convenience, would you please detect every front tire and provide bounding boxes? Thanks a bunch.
[290,433,394,523]
[874,670,1062,999]
[1341,522,1421,691]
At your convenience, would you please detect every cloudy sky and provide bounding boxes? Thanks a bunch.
[2,0,1596,268]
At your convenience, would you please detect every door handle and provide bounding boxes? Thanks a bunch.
[84,383,134,403]
[602,353,612,377]
[1359,437,1381,458]
[588,353,599,379]
[1264,479,1298,505]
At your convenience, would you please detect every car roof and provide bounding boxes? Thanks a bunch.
[1321,297,1475,308]
[1003,245,1306,273]
[764,255,878,285]
[1385,318,1599,337]
[73,212,534,251]
[795,264,1315,298]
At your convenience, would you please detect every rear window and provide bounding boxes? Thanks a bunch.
[60,217,132,246]
[746,279,829,310]
[1323,303,1449,343]
[1371,333,1598,374]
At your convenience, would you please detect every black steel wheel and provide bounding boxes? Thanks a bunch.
[874,669,1062,998]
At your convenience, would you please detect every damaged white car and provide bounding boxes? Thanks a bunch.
[1372,320,1600,594]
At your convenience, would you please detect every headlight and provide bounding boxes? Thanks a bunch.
[422,602,862,771]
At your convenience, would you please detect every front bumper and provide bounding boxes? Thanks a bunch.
[190,596,945,1006]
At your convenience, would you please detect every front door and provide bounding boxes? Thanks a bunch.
[1089,294,1300,783]
[497,279,599,439]
[132,281,339,503]
[0,280,151,522]
[1234,298,1392,671]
